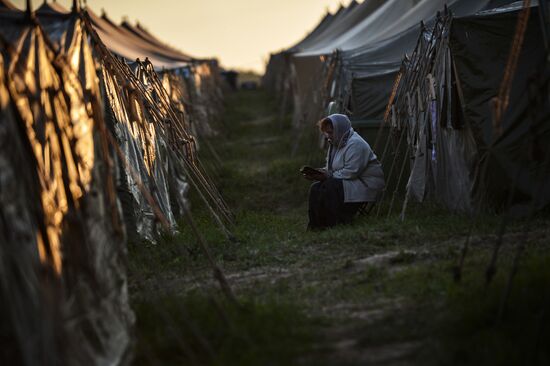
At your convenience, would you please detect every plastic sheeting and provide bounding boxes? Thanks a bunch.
[0,13,134,365]
[1,3,232,363]
[381,11,481,212]
[0,49,57,366]
[0,0,17,11]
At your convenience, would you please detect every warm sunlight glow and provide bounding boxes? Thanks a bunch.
[14,0,355,73]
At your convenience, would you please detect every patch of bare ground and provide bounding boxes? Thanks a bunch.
[246,116,274,125]
[321,297,407,322]
[312,339,421,366]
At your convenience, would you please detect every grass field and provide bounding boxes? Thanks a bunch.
[128,90,550,366]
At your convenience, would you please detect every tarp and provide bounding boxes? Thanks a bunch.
[0,6,231,365]
[120,20,192,61]
[451,1,544,148]
[384,1,548,213]
[0,11,134,365]
[345,0,493,122]
[34,1,192,69]
[0,0,17,11]
[289,0,458,128]
[451,3,550,212]
[296,0,419,57]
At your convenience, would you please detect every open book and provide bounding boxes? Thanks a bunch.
[300,166,326,181]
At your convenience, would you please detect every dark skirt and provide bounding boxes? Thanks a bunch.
[308,178,363,230]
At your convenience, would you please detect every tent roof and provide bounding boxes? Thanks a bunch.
[344,0,507,121]
[36,1,71,14]
[297,0,520,58]
[294,0,387,56]
[8,1,196,70]
[0,0,17,11]
[285,12,334,53]
[294,2,358,51]
[297,0,449,57]
[474,0,531,16]
[286,1,368,53]
[343,0,496,77]
[119,20,192,61]
[86,9,191,68]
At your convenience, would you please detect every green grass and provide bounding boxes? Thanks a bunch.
[133,295,323,366]
[423,254,550,366]
[128,90,550,365]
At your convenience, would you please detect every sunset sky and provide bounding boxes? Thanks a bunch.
[13,0,354,73]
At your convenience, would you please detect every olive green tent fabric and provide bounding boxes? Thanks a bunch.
[384,2,548,213]
[451,4,550,213]
[450,4,546,148]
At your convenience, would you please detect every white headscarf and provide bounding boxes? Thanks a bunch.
[326,114,352,148]
[326,114,353,172]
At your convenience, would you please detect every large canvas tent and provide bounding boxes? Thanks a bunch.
[35,0,191,68]
[0,2,232,365]
[0,8,134,364]
[338,0,497,123]
[383,1,549,214]
[264,0,520,127]
[35,0,224,139]
[0,0,17,10]
[301,1,507,127]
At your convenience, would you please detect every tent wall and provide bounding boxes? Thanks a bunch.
[0,15,133,364]
[384,3,549,213]
[451,4,550,212]
[0,5,231,365]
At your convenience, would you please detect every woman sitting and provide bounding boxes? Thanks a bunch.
[302,114,385,230]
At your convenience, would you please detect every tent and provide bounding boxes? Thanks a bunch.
[0,8,133,364]
[34,0,224,139]
[263,0,540,210]
[453,2,550,213]
[264,0,520,129]
[0,0,17,11]
[0,2,232,364]
[384,1,549,214]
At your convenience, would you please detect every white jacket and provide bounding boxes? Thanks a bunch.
[326,130,385,203]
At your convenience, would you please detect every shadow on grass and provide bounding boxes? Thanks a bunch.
[423,254,550,366]
[133,294,324,366]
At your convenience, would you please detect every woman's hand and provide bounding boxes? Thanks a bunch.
[302,170,327,181]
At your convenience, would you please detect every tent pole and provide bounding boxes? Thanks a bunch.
[376,126,406,218]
